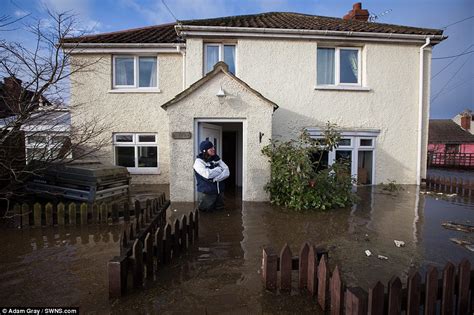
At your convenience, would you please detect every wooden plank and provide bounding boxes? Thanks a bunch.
[188,212,195,245]
[330,266,343,315]
[407,272,421,315]
[172,218,180,258]
[388,276,402,315]
[154,227,163,266]
[441,262,455,315]
[13,204,21,228]
[132,239,144,288]
[424,266,438,315]
[345,287,368,315]
[57,203,65,226]
[108,256,128,298]
[33,203,42,227]
[368,281,384,315]
[45,203,53,226]
[457,258,471,315]
[112,204,119,223]
[134,200,141,217]
[318,254,329,310]
[100,203,108,224]
[80,203,88,225]
[163,223,172,264]
[195,210,199,240]
[120,226,128,253]
[298,242,309,290]
[279,243,292,292]
[307,244,318,297]
[146,200,151,222]
[144,232,154,280]
[92,203,99,223]
[21,203,30,227]
[452,177,458,194]
[262,247,278,291]
[68,203,76,225]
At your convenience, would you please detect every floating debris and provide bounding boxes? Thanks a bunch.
[449,238,474,252]
[365,250,372,257]
[442,222,474,233]
[377,255,388,260]
[394,240,405,247]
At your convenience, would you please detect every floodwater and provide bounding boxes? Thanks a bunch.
[0,185,473,314]
[427,167,474,181]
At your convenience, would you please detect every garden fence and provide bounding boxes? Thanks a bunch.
[425,175,474,196]
[262,243,473,314]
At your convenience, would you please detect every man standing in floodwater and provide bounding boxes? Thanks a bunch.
[193,140,230,212]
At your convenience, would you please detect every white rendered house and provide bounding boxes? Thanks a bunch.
[63,3,446,202]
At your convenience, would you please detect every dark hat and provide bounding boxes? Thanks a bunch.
[199,140,214,152]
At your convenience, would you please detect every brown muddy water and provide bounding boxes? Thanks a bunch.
[0,185,473,314]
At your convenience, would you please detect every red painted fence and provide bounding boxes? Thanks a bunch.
[262,242,473,314]
[428,152,474,169]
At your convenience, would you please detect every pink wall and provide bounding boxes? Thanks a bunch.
[428,143,474,153]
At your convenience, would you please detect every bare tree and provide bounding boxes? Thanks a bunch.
[0,11,109,209]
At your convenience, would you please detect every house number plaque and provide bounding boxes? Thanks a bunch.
[172,132,192,139]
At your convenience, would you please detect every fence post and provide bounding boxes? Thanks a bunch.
[154,227,163,266]
[100,203,108,224]
[123,201,130,222]
[262,247,278,291]
[21,203,30,227]
[80,203,88,225]
[298,242,310,290]
[345,287,368,315]
[68,203,76,225]
[180,214,187,250]
[280,243,292,292]
[13,204,21,228]
[457,258,471,314]
[441,262,455,315]
[407,272,421,315]
[330,266,344,315]
[368,281,384,315]
[318,254,329,311]
[163,223,172,264]
[108,256,128,298]
[57,203,65,226]
[134,200,141,218]
[194,210,199,240]
[425,266,438,315]
[144,232,154,280]
[132,239,144,288]
[308,244,318,297]
[388,276,402,315]
[112,204,119,223]
[92,203,99,223]
[34,203,42,227]
[188,211,194,245]
[172,218,180,258]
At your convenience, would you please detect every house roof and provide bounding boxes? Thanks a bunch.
[429,119,474,144]
[61,12,443,44]
[161,61,278,110]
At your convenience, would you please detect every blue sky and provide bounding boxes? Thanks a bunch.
[1,0,473,119]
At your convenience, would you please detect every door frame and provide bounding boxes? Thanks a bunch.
[199,123,223,157]
[194,118,247,200]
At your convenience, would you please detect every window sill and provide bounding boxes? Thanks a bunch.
[314,85,371,92]
[127,168,160,175]
[108,88,161,94]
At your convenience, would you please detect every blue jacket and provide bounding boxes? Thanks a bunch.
[193,154,230,195]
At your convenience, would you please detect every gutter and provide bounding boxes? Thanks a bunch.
[416,37,431,186]
[176,25,446,44]
[60,42,186,54]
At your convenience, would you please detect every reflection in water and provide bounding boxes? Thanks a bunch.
[0,186,473,313]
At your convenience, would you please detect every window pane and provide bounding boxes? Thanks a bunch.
[340,49,358,83]
[116,147,135,167]
[138,146,157,167]
[336,150,352,164]
[115,57,134,86]
[224,45,236,74]
[358,151,373,184]
[51,136,67,144]
[138,135,155,143]
[139,57,157,87]
[317,48,335,85]
[115,135,133,142]
[338,138,351,146]
[360,139,373,147]
[27,135,47,144]
[311,150,329,172]
[205,45,219,73]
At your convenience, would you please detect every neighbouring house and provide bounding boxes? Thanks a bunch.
[428,110,474,168]
[62,2,446,202]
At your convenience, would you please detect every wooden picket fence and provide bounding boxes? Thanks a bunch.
[9,193,169,228]
[108,209,199,298]
[425,175,474,196]
[262,243,473,314]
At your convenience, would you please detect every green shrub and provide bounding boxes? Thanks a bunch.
[261,123,357,211]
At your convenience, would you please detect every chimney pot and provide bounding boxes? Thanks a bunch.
[353,2,362,10]
[343,2,369,21]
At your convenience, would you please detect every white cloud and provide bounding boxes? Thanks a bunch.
[14,10,30,17]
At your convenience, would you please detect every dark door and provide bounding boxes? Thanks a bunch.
[222,131,237,189]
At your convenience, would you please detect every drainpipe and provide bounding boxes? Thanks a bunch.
[416,37,431,186]
[177,45,186,90]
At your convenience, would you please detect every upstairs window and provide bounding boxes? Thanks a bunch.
[113,56,158,89]
[204,44,236,75]
[317,47,361,86]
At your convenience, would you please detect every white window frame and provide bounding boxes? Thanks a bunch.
[112,55,159,90]
[316,47,362,86]
[25,132,71,163]
[113,133,159,174]
[204,43,237,75]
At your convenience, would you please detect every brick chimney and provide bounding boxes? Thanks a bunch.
[343,3,370,21]
[1,76,23,115]
[460,110,472,131]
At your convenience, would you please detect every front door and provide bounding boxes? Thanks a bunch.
[198,123,222,156]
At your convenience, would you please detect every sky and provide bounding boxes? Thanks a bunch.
[1,0,473,119]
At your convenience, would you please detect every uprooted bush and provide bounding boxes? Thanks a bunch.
[261,123,357,211]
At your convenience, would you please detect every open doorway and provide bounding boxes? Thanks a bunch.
[196,120,243,200]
